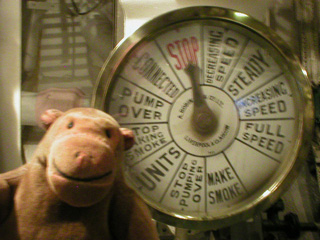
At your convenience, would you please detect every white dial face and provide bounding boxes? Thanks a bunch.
[98,15,310,225]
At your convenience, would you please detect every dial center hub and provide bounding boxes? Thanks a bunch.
[194,111,216,133]
[169,86,239,157]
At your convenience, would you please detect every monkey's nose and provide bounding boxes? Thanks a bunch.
[75,151,93,168]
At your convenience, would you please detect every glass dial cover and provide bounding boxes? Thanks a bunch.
[92,6,313,230]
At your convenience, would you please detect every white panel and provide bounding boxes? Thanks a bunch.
[0,0,22,172]
[119,0,274,38]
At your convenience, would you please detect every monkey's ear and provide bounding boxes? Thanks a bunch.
[40,109,63,130]
[120,128,135,150]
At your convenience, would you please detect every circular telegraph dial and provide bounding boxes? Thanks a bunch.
[92,7,314,229]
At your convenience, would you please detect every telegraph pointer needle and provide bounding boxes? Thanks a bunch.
[184,63,216,135]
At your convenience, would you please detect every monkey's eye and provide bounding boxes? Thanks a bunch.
[67,121,74,129]
[106,129,112,138]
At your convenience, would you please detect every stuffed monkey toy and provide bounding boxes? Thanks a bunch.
[0,108,159,240]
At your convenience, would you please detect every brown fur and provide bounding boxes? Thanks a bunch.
[0,108,159,240]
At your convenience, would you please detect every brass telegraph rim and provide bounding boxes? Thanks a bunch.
[92,6,314,230]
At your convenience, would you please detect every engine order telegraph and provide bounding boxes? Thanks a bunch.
[92,6,313,230]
